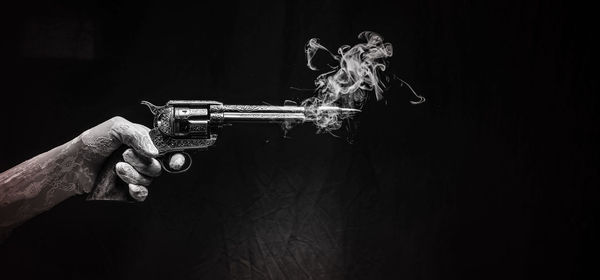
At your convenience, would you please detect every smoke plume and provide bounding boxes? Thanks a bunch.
[301,31,399,132]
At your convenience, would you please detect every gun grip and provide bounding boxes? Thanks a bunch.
[86,147,136,202]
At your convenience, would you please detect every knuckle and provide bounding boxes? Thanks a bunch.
[135,123,152,132]
[108,118,132,142]
[122,148,134,158]
[110,116,127,123]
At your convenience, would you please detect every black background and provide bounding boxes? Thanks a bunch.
[0,0,597,279]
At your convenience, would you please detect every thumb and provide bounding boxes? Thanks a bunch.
[108,117,159,158]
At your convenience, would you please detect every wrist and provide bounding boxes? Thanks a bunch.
[65,134,113,194]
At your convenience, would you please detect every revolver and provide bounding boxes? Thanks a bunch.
[89,100,360,201]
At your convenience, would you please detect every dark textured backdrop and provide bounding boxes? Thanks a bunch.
[0,0,597,279]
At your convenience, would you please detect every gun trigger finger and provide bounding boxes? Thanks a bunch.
[123,148,162,177]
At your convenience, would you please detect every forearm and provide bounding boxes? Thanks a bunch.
[0,117,162,242]
[0,135,102,240]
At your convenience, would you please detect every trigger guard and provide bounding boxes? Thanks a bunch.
[160,152,192,174]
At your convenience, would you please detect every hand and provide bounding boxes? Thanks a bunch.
[81,116,179,201]
[0,116,180,239]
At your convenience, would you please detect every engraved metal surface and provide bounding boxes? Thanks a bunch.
[223,112,306,122]
[167,100,223,106]
[143,100,359,174]
[222,105,306,113]
[155,107,173,135]
[149,129,216,155]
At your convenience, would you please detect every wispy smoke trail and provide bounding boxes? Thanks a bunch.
[300,31,422,133]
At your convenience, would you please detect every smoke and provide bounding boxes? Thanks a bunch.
[300,31,403,133]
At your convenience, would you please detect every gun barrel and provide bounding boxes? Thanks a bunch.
[220,105,360,123]
[223,112,306,122]
[222,105,305,113]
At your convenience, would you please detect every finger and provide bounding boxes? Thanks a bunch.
[109,117,159,158]
[128,184,148,202]
[122,148,162,177]
[115,162,152,186]
[168,153,187,171]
